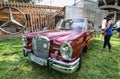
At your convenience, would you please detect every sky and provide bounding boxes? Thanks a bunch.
[36,0,98,7]
[36,0,75,7]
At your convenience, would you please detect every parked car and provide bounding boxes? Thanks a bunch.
[22,18,96,74]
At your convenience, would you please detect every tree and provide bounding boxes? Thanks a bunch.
[8,0,34,3]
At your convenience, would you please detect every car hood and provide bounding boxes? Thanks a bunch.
[25,30,85,45]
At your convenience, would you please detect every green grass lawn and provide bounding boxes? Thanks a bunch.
[0,32,120,79]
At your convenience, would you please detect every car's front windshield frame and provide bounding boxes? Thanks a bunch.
[56,18,86,30]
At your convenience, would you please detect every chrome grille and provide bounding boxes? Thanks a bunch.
[32,35,50,58]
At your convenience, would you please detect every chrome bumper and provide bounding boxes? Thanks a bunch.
[23,48,80,74]
[49,58,80,74]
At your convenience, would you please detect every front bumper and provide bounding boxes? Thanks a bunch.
[23,48,80,74]
[49,58,80,74]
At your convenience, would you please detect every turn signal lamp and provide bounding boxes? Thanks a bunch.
[54,51,59,55]
[28,43,32,47]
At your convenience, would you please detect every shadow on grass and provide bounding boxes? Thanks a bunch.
[26,60,80,79]
[2,51,20,56]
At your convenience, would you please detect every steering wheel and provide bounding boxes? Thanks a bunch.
[0,6,26,34]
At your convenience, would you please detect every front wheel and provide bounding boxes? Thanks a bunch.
[83,46,88,53]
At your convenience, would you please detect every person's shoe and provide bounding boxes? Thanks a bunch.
[108,49,112,52]
[100,48,106,51]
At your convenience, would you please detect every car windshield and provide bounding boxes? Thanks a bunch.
[56,18,85,30]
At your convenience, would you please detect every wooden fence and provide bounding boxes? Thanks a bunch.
[0,2,64,38]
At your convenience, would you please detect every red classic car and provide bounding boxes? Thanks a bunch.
[22,18,95,74]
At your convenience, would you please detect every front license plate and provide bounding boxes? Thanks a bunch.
[30,53,46,66]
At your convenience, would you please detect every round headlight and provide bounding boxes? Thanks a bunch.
[60,42,73,60]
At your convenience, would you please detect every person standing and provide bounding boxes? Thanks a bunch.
[115,20,120,37]
[102,15,114,52]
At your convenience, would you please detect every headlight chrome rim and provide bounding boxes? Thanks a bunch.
[60,42,73,60]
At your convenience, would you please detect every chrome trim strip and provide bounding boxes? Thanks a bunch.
[52,47,60,50]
